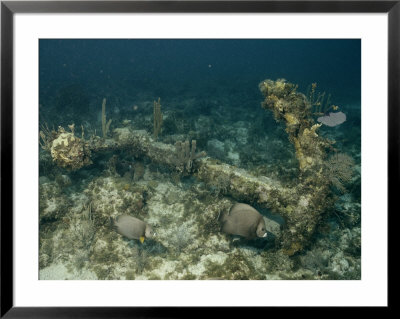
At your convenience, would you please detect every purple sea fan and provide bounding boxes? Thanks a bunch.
[317,111,346,127]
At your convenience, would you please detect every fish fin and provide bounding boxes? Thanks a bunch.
[140,236,145,244]
[217,209,227,222]
[229,203,239,213]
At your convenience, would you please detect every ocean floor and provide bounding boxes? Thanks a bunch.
[39,94,361,280]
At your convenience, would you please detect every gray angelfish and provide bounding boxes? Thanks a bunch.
[111,215,155,243]
[218,203,267,240]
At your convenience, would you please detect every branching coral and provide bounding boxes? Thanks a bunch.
[259,78,332,174]
[153,97,163,140]
[102,98,112,138]
[174,139,207,174]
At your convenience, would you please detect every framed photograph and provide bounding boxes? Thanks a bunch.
[1,0,394,316]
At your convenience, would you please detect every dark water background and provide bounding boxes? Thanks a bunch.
[39,39,360,115]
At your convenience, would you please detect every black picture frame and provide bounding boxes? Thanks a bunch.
[1,1,395,317]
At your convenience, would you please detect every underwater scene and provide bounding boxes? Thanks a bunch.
[39,39,361,280]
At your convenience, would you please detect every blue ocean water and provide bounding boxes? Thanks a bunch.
[39,39,361,280]
[40,39,360,101]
